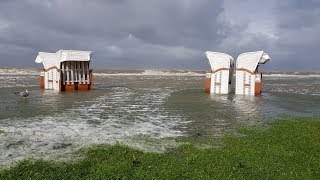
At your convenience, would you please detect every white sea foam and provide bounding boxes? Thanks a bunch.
[0,68,40,75]
[94,69,205,77]
[2,68,319,78]
[264,74,320,78]
[269,87,320,96]
[0,84,38,88]
[141,70,204,76]
[95,71,320,78]
[0,87,186,166]
[0,75,38,88]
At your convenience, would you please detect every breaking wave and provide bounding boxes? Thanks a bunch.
[94,69,205,76]
[1,68,319,77]
[264,73,320,78]
[0,68,40,75]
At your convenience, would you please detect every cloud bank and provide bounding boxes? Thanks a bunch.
[0,0,319,71]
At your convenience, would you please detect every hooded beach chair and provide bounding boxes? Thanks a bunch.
[205,51,234,94]
[35,50,93,91]
[235,51,270,96]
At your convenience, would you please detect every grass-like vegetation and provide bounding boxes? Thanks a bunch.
[1,118,320,179]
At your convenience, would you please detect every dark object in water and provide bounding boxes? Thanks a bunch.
[14,89,29,97]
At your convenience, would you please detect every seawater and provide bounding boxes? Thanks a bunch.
[0,68,320,166]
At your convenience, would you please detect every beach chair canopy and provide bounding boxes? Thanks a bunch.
[205,51,234,71]
[35,50,92,69]
[236,51,270,72]
[57,50,92,62]
[35,52,59,70]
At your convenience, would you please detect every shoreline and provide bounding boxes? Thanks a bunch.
[1,117,319,179]
[0,67,320,76]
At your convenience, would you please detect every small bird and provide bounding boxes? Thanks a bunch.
[14,89,30,97]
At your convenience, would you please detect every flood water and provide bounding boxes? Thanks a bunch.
[0,68,320,166]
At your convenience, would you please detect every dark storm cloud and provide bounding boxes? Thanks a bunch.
[216,0,320,71]
[271,0,320,71]
[0,0,319,71]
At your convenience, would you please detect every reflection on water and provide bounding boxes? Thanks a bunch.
[209,94,263,119]
[165,86,320,138]
[165,90,265,137]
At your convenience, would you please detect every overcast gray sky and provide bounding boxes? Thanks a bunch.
[0,0,319,71]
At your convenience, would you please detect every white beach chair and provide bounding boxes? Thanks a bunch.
[235,51,270,96]
[205,51,234,94]
[35,52,61,90]
[35,50,93,91]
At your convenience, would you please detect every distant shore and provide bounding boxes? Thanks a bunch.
[0,67,320,76]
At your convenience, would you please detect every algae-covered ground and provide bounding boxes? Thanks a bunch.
[1,118,320,179]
